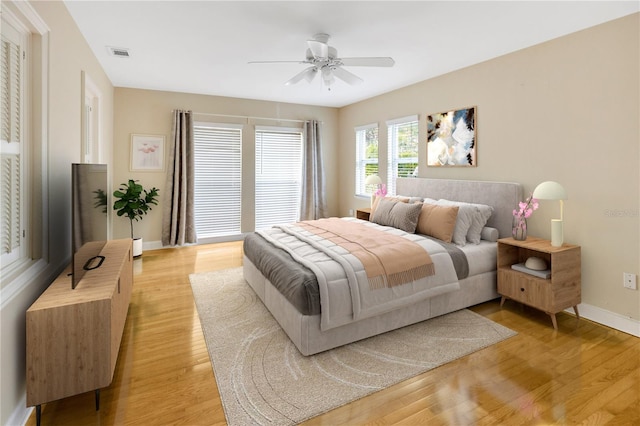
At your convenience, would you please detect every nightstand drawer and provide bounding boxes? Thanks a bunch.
[356,208,371,221]
[497,270,552,308]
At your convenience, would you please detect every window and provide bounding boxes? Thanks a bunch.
[255,126,303,231]
[387,116,418,195]
[0,1,49,288]
[193,123,242,239]
[1,14,27,270]
[355,124,379,197]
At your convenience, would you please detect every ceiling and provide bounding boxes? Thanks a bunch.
[64,1,639,108]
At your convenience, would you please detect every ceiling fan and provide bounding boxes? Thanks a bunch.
[249,33,395,89]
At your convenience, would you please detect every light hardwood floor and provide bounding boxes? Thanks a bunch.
[28,242,639,425]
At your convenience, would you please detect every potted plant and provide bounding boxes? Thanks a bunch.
[113,179,159,257]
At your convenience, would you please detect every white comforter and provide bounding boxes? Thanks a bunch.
[258,217,460,331]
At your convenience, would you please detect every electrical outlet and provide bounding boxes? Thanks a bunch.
[623,272,637,290]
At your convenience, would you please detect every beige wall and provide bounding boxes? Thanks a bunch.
[112,88,339,244]
[1,1,114,424]
[338,14,640,323]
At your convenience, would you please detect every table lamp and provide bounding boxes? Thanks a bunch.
[532,181,567,247]
[364,174,382,207]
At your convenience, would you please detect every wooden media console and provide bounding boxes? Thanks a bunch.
[26,239,133,425]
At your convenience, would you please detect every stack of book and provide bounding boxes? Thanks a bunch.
[511,262,551,279]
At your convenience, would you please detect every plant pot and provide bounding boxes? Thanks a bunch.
[132,238,143,257]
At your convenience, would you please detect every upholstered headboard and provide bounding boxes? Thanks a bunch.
[396,178,523,238]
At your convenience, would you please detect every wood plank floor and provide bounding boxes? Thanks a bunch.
[27,242,639,425]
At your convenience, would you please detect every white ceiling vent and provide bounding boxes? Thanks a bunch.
[107,46,130,58]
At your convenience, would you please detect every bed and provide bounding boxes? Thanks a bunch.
[243,178,522,355]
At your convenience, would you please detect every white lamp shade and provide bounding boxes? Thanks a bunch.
[532,181,567,200]
[365,175,382,185]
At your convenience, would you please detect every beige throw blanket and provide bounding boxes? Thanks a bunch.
[297,218,434,289]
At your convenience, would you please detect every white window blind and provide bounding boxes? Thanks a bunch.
[387,116,418,196]
[355,124,379,197]
[255,126,302,231]
[193,123,242,239]
[1,18,25,269]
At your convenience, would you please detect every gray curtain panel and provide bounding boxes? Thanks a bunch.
[162,110,196,246]
[299,120,328,220]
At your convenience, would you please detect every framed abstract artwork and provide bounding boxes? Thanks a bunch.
[426,106,476,167]
[130,134,165,172]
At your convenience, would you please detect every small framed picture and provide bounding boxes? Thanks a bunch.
[130,134,165,172]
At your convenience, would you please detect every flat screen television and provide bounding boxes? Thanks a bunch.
[71,163,108,289]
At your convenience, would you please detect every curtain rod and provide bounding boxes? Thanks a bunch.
[191,111,310,124]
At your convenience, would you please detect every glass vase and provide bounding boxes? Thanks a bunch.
[512,217,527,241]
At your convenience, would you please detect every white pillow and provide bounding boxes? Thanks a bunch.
[435,199,475,246]
[468,203,494,243]
[480,226,499,242]
[435,200,493,245]
[399,195,424,204]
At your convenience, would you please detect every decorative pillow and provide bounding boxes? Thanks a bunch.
[467,203,493,244]
[435,199,476,246]
[470,203,494,243]
[480,226,499,242]
[435,199,493,245]
[397,194,424,204]
[371,198,422,233]
[416,204,459,243]
[370,195,409,217]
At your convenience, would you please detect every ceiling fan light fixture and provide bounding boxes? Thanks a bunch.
[251,33,395,89]
[321,67,335,85]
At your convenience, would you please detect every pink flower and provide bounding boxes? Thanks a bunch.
[374,184,387,197]
[513,194,539,221]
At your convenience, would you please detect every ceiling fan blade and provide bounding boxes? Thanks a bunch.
[339,57,395,67]
[248,60,306,64]
[332,66,363,85]
[284,66,318,86]
[307,40,329,59]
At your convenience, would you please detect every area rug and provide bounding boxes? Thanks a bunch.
[190,267,516,426]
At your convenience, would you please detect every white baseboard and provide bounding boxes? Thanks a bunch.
[142,234,247,252]
[567,303,640,337]
[8,394,31,426]
[142,239,164,251]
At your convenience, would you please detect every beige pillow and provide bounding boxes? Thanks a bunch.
[416,203,459,243]
[370,195,409,218]
[434,199,474,246]
[371,198,422,233]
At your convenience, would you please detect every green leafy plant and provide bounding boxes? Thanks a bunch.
[113,180,159,239]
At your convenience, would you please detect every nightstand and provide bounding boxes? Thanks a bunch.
[497,237,581,329]
[356,208,371,221]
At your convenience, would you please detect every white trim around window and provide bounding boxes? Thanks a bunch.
[387,115,419,196]
[354,122,379,197]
